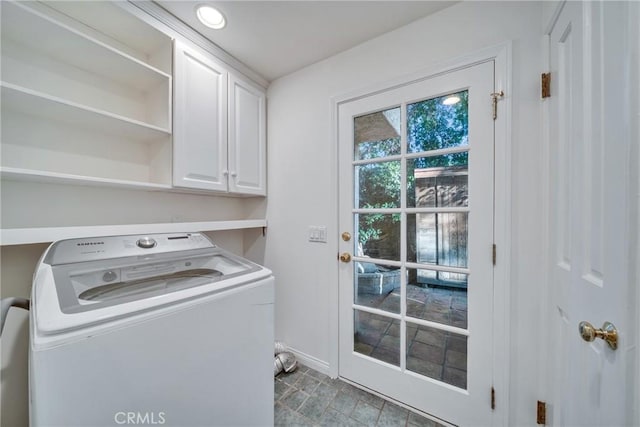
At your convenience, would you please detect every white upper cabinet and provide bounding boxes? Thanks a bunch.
[173,40,228,192]
[173,41,267,196]
[228,74,267,196]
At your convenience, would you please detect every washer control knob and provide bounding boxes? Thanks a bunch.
[102,270,118,282]
[136,237,156,249]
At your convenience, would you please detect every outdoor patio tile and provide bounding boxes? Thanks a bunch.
[447,334,467,353]
[386,322,401,337]
[443,367,467,389]
[409,341,445,364]
[355,330,383,347]
[354,341,374,356]
[445,349,467,371]
[421,309,451,325]
[371,346,400,366]
[407,356,443,380]
[378,334,400,351]
[413,328,446,347]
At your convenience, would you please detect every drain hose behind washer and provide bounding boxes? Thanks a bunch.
[274,341,297,376]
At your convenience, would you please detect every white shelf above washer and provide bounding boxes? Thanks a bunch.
[0,220,267,246]
[1,83,171,141]
[0,167,172,191]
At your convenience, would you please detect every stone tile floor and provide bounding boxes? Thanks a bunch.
[275,364,446,427]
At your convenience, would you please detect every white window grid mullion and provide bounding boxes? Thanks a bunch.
[405,316,469,337]
[405,145,469,160]
[404,261,469,275]
[352,146,469,167]
[352,154,403,166]
[353,207,469,215]
[352,304,402,321]
[400,101,408,373]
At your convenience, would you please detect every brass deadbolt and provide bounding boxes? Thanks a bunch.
[339,253,352,263]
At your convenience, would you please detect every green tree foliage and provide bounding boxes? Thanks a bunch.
[358,91,469,253]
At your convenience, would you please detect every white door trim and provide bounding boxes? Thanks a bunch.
[329,43,512,426]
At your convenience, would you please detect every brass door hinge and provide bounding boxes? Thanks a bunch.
[492,244,497,266]
[537,400,547,424]
[541,73,551,98]
[491,387,496,410]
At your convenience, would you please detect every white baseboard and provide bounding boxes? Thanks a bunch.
[285,346,332,378]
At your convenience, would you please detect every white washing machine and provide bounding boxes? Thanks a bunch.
[29,232,274,427]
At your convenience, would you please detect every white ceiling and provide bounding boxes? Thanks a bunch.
[155,1,456,82]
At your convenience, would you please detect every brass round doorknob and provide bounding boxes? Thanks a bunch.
[578,321,618,350]
[339,252,352,263]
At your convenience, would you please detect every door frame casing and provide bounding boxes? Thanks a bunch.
[329,43,512,426]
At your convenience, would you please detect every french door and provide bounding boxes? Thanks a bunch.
[338,61,495,426]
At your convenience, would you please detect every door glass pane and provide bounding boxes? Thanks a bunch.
[406,323,467,389]
[356,160,401,208]
[407,90,468,154]
[354,262,400,313]
[407,213,468,266]
[354,310,400,366]
[356,213,401,261]
[406,268,467,329]
[407,154,468,208]
[354,107,401,160]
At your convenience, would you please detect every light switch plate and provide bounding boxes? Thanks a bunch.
[308,226,327,243]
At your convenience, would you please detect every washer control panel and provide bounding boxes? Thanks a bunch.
[44,233,215,265]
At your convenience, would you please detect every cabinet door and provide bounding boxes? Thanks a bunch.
[173,40,228,191]
[228,74,266,196]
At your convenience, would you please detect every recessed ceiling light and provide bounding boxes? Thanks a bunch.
[442,95,461,106]
[196,5,226,30]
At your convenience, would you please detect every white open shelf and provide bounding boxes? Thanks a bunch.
[0,220,268,246]
[2,1,171,91]
[0,167,173,192]
[1,83,171,142]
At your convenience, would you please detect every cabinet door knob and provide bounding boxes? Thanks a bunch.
[231,172,237,178]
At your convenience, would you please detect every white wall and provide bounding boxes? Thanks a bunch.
[265,1,543,425]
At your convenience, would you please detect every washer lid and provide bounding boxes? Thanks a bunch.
[51,246,260,315]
